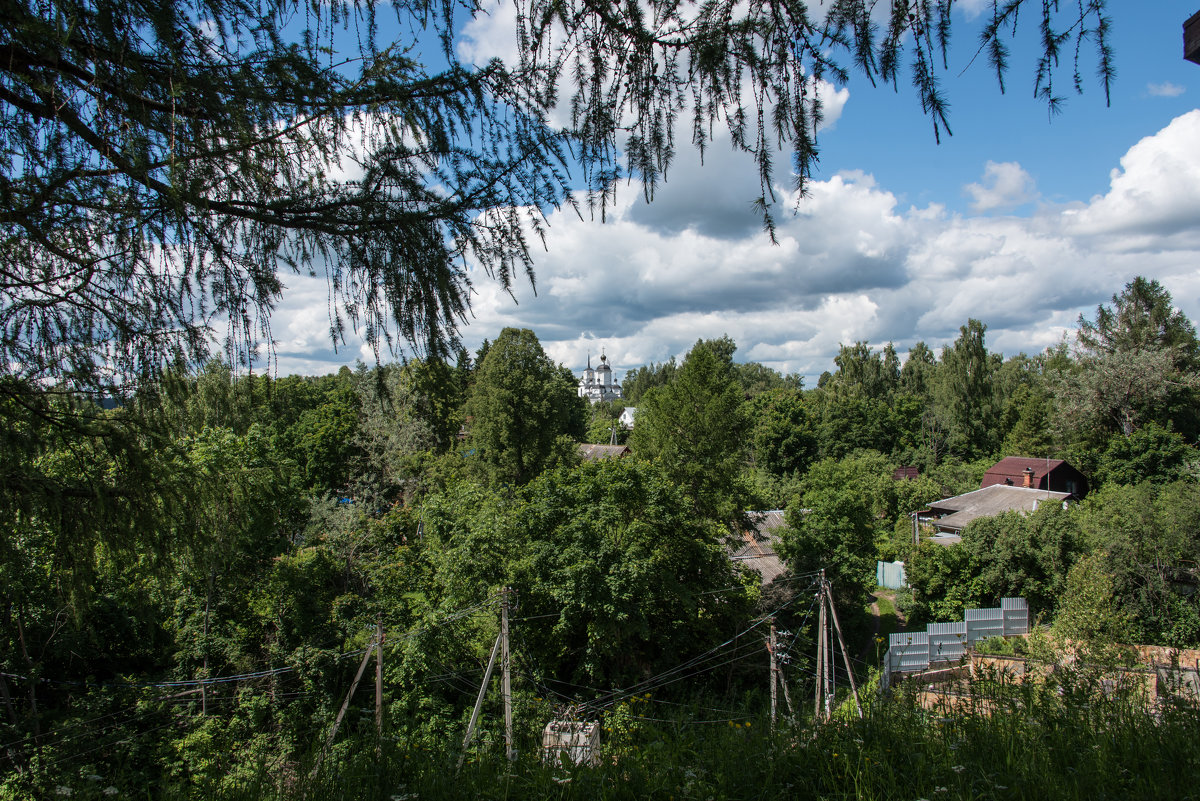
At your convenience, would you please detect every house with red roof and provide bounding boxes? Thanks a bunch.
[915,456,1089,545]
[981,457,1088,499]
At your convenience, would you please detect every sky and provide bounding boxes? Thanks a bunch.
[264,2,1200,386]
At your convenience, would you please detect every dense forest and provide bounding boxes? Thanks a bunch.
[2,277,1199,797]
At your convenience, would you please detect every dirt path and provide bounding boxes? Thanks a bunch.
[858,589,906,664]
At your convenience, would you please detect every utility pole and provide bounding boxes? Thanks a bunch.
[823,579,833,719]
[375,616,384,747]
[814,577,825,721]
[768,619,777,728]
[824,581,863,719]
[779,664,795,720]
[458,630,502,770]
[312,632,378,778]
[501,588,515,761]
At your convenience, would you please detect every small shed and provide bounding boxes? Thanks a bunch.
[541,720,600,767]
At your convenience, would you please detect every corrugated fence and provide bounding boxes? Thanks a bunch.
[876,560,907,589]
[882,598,1028,691]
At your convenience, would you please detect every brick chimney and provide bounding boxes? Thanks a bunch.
[1022,467,1035,488]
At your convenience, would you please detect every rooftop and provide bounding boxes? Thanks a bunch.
[926,485,1071,533]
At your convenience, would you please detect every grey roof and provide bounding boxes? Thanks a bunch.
[731,510,788,585]
[577,443,631,461]
[926,485,1071,533]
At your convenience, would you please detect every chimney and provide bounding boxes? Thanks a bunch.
[1022,467,1035,488]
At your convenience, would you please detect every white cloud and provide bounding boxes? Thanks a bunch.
[955,0,992,21]
[964,161,1039,212]
[266,108,1200,385]
[1147,82,1185,98]
[1063,110,1200,250]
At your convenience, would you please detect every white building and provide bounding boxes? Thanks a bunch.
[578,352,623,404]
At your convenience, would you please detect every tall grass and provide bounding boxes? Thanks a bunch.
[180,674,1200,801]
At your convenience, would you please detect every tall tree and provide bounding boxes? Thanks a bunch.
[1060,278,1200,441]
[630,342,749,524]
[748,388,817,478]
[465,328,584,486]
[936,319,999,459]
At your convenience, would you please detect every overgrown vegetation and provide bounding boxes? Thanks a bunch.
[3,280,1199,797]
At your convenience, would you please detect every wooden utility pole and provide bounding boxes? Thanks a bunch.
[375,616,384,743]
[501,588,514,761]
[814,579,825,721]
[768,619,777,728]
[824,581,863,719]
[312,634,378,778]
[779,665,795,719]
[458,631,502,769]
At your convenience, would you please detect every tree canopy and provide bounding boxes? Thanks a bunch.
[464,327,584,485]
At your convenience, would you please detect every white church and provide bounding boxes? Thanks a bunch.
[577,352,623,404]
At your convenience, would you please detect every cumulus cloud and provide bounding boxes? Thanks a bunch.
[266,98,1200,384]
[964,161,1039,212]
[1063,110,1200,250]
[1147,82,1185,98]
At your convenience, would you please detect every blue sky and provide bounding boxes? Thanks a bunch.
[265,2,1200,385]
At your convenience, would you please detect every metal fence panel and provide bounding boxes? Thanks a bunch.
[876,560,908,589]
[965,607,1004,644]
[1001,598,1029,635]
[882,598,1029,682]
[928,622,967,663]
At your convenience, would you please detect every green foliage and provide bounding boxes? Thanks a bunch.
[1059,278,1200,443]
[1094,423,1196,488]
[907,504,1082,622]
[733,361,802,398]
[904,541,981,622]
[747,388,816,478]
[1000,383,1054,458]
[629,342,750,524]
[935,319,1000,460]
[779,480,876,615]
[620,359,677,404]
[972,635,1027,656]
[1054,553,1133,644]
[584,400,626,445]
[509,459,752,688]
[465,328,585,486]
[1074,482,1200,647]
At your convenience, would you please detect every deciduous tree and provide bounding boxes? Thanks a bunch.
[629,342,749,524]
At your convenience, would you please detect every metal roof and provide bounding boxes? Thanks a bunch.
[576,443,631,461]
[731,510,788,585]
[981,456,1065,488]
[927,485,1070,533]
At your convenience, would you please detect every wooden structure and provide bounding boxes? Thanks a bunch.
[1187,10,1200,65]
[541,720,600,767]
[980,457,1087,499]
